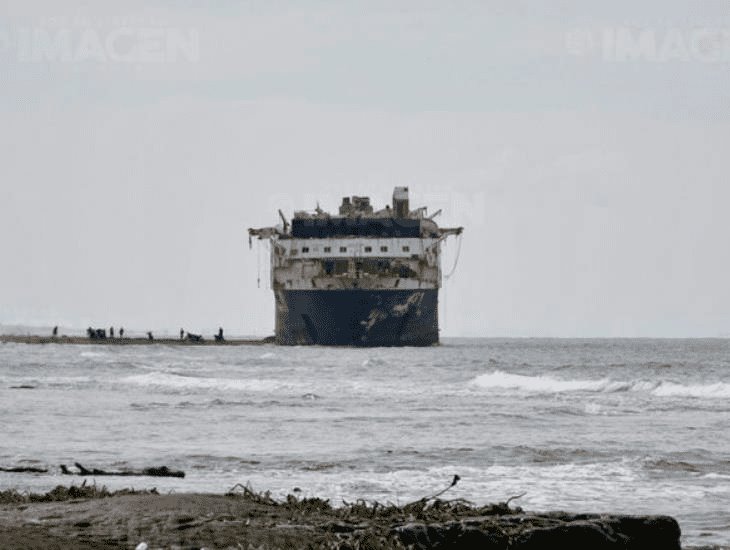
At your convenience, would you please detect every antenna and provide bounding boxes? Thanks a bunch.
[278,209,289,232]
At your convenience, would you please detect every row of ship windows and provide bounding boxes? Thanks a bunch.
[292,245,411,255]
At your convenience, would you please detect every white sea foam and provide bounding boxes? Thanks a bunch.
[584,402,604,415]
[702,472,730,480]
[470,370,616,393]
[471,370,730,399]
[651,381,730,399]
[122,372,285,393]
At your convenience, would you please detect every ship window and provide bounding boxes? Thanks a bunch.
[302,247,310,253]
[323,246,331,253]
[402,246,410,252]
[339,246,347,253]
[380,246,388,252]
[364,246,372,253]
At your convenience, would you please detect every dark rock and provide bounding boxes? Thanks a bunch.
[393,522,508,549]
[392,523,443,548]
[392,514,681,550]
[455,526,509,549]
[513,521,625,549]
[611,516,682,550]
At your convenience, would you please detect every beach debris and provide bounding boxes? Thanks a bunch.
[135,543,148,550]
[225,483,277,505]
[8,385,35,389]
[186,332,203,342]
[60,463,185,478]
[423,474,460,501]
[0,483,155,504]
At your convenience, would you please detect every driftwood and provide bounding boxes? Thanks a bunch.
[61,462,184,478]
[0,466,48,473]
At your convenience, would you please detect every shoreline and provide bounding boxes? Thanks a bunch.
[0,335,273,346]
[0,485,683,549]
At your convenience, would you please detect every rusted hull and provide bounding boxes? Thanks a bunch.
[275,289,438,346]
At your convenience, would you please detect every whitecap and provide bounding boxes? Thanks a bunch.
[470,370,611,393]
[469,370,730,400]
[652,381,730,399]
[584,402,603,415]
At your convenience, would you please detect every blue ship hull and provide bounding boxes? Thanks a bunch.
[275,289,438,346]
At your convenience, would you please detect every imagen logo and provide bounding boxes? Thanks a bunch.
[566,27,730,63]
[0,26,199,63]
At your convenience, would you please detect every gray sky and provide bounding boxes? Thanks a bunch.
[1,1,729,337]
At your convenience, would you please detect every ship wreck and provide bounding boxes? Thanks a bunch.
[249,187,462,346]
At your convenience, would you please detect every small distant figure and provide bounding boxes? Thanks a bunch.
[180,328,185,340]
[186,332,203,342]
[119,327,124,338]
[109,326,114,338]
[214,327,224,342]
[52,326,58,337]
[88,328,106,339]
[147,331,154,341]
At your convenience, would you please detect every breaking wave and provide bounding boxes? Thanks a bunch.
[471,371,625,393]
[471,370,730,399]
[651,381,730,398]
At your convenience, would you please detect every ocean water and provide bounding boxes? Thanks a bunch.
[0,338,728,547]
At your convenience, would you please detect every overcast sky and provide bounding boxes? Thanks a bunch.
[1,1,729,337]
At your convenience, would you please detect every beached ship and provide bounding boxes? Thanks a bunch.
[248,187,463,346]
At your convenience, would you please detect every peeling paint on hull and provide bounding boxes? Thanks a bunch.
[275,289,439,346]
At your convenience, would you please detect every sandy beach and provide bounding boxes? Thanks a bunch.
[0,484,683,549]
